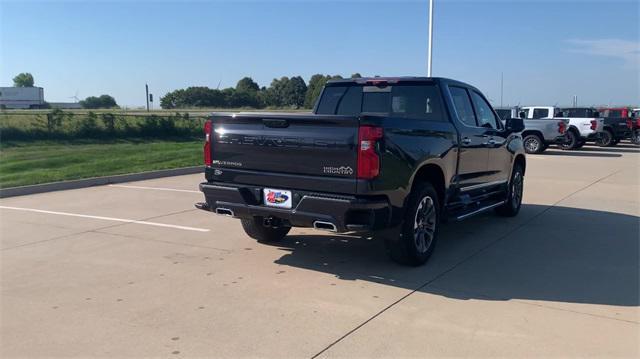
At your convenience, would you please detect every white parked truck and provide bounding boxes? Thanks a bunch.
[0,87,45,109]
[496,107,567,154]
[520,106,600,150]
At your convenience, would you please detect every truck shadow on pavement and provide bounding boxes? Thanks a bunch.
[273,204,639,307]
[577,147,640,154]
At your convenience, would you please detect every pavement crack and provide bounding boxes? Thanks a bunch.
[310,168,626,358]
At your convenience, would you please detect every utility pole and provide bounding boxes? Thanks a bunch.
[427,0,434,77]
[500,72,504,107]
[145,84,150,112]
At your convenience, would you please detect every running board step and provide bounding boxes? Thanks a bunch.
[454,201,505,221]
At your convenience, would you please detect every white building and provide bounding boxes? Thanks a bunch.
[0,87,45,109]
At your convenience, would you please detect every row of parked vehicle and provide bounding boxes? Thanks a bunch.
[495,106,640,154]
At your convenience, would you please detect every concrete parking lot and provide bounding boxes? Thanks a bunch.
[1,144,638,358]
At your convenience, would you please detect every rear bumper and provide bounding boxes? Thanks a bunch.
[197,182,391,233]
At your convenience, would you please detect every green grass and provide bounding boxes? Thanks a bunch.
[0,139,202,188]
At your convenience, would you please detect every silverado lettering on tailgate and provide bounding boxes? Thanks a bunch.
[217,134,351,149]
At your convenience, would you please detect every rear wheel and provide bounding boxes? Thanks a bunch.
[633,131,640,145]
[385,182,440,266]
[596,129,614,147]
[561,130,580,150]
[241,217,290,243]
[523,134,544,154]
[496,163,524,217]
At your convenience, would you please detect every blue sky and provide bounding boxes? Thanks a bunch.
[1,0,638,107]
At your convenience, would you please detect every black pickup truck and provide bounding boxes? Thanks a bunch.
[197,77,526,265]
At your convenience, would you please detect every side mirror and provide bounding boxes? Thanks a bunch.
[518,111,526,118]
[506,117,525,133]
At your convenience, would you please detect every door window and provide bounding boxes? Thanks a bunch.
[470,91,499,129]
[532,108,549,119]
[449,87,477,126]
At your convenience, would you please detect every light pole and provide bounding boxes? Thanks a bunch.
[500,72,504,107]
[427,0,434,77]
[145,84,149,112]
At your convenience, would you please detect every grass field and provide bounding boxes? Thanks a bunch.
[0,139,201,188]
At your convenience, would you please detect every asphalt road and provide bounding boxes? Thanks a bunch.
[1,144,639,358]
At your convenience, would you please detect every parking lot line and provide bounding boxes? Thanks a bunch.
[108,184,201,193]
[0,205,209,232]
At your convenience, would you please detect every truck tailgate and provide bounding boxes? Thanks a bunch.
[209,113,359,192]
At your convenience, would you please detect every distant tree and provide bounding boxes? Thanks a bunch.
[80,94,118,109]
[263,77,290,107]
[350,73,362,78]
[236,77,260,93]
[13,73,34,87]
[284,76,307,108]
[160,90,182,109]
[230,90,261,108]
[304,74,328,108]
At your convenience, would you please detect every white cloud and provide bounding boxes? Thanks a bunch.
[566,39,640,66]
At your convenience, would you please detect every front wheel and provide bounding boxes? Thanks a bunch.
[241,217,291,243]
[385,182,440,266]
[496,163,524,217]
[632,130,640,145]
[523,134,544,154]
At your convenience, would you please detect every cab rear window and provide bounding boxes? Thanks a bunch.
[316,84,445,121]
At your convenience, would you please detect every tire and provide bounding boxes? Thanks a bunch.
[631,130,640,145]
[385,182,440,266]
[596,129,614,147]
[523,134,544,154]
[241,217,290,243]
[496,163,524,217]
[561,130,580,150]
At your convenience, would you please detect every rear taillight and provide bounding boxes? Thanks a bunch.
[590,120,598,131]
[204,120,212,166]
[558,121,566,134]
[357,125,383,179]
[636,119,640,127]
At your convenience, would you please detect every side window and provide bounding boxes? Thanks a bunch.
[316,86,347,115]
[449,87,477,126]
[470,91,498,129]
[390,85,445,121]
[336,86,362,115]
[521,108,530,118]
[532,108,549,119]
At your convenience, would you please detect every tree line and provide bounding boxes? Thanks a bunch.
[160,73,363,110]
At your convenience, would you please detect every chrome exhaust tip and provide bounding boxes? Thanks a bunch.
[215,208,234,217]
[313,221,337,232]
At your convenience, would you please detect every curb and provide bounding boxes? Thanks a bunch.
[0,166,203,198]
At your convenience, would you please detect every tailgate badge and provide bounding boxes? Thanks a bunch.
[323,166,354,175]
[214,169,223,176]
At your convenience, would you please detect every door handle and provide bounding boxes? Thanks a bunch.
[483,138,497,146]
[462,137,472,145]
